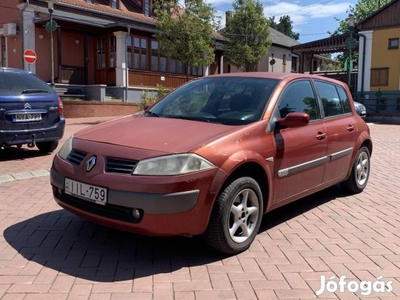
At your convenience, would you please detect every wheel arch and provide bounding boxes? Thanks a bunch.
[216,162,271,214]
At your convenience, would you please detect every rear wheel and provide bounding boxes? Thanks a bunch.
[37,141,59,153]
[341,146,370,193]
[204,177,263,255]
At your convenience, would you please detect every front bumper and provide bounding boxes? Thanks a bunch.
[0,117,65,146]
[50,165,218,236]
[51,168,199,216]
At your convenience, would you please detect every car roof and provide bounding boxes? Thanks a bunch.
[206,72,347,86]
[0,67,31,75]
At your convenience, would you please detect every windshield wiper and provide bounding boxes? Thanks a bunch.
[21,89,50,94]
[169,115,219,123]
[145,110,160,117]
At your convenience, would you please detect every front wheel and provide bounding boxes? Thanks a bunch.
[341,146,371,193]
[204,177,263,255]
[37,141,59,153]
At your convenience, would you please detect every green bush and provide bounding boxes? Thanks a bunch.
[138,84,170,111]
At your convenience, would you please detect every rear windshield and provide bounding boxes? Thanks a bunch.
[0,71,54,96]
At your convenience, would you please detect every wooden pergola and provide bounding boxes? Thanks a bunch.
[292,34,359,73]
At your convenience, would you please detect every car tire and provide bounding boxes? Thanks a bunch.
[341,146,370,194]
[204,177,263,255]
[37,141,59,153]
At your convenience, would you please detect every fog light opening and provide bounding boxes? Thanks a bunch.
[131,208,142,221]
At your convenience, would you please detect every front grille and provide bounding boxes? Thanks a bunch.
[106,158,138,174]
[56,190,142,223]
[67,150,86,165]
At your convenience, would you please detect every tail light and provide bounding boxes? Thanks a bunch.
[58,96,64,116]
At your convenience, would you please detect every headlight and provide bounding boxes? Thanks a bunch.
[58,135,73,160]
[133,154,215,175]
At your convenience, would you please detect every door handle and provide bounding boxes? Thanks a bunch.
[347,124,355,132]
[316,132,327,140]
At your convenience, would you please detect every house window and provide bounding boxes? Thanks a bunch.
[282,54,286,72]
[110,0,118,9]
[151,40,166,72]
[96,38,106,69]
[291,56,298,72]
[0,37,6,67]
[388,38,399,49]
[144,0,151,16]
[370,68,389,86]
[109,36,116,68]
[133,37,147,70]
[126,36,132,68]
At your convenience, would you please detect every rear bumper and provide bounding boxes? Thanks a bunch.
[0,117,65,146]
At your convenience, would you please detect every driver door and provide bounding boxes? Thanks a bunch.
[271,79,328,204]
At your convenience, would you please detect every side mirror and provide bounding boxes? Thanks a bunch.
[278,112,310,128]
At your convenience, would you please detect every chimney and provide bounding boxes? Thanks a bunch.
[226,11,232,27]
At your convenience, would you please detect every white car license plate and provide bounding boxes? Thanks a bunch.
[13,113,42,122]
[64,178,107,205]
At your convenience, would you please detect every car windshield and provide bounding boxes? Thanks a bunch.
[146,77,279,125]
[0,71,54,96]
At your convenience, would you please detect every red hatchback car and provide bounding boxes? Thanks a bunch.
[51,73,372,254]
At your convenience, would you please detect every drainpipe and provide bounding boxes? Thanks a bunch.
[356,32,366,93]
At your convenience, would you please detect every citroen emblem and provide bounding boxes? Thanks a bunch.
[24,103,32,109]
[86,156,97,172]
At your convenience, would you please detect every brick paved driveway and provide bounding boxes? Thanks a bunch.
[0,118,399,300]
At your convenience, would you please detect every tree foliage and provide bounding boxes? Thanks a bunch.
[330,0,391,36]
[269,15,300,40]
[224,0,271,72]
[330,0,391,68]
[153,0,220,80]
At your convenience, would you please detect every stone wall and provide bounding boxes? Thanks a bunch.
[63,101,139,118]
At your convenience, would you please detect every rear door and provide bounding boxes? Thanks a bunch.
[313,80,356,183]
[271,79,328,203]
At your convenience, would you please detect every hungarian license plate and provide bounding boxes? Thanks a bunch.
[13,113,42,122]
[64,178,107,205]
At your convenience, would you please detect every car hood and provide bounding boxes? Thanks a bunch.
[74,115,239,153]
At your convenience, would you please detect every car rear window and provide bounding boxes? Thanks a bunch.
[0,72,54,96]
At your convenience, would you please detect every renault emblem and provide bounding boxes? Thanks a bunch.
[86,156,97,172]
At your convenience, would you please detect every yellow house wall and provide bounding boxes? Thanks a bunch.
[371,27,400,91]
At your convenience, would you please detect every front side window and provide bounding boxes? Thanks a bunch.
[277,80,319,120]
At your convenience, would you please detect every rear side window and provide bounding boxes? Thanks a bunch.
[0,72,53,96]
[277,80,319,120]
[314,80,348,117]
